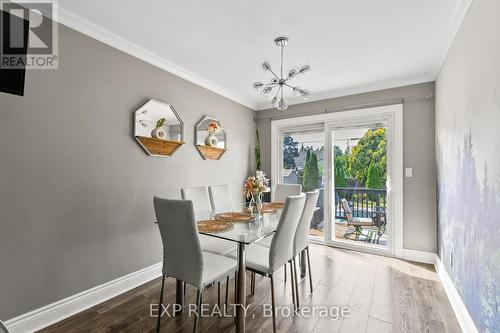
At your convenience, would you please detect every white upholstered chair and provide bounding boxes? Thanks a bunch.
[181,186,236,256]
[208,184,234,215]
[292,190,319,303]
[0,321,10,333]
[227,194,306,333]
[273,183,302,203]
[256,191,319,306]
[153,197,237,333]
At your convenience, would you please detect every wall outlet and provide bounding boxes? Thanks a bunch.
[405,167,413,178]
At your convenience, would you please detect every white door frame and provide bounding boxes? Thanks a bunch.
[271,104,403,258]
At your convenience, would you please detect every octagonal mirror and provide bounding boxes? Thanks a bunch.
[134,99,184,157]
[195,116,227,160]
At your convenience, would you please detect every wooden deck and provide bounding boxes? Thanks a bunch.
[39,244,461,333]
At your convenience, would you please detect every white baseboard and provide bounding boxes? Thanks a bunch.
[402,248,437,264]
[5,262,162,333]
[435,256,479,333]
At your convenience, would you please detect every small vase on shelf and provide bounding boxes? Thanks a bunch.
[205,132,218,147]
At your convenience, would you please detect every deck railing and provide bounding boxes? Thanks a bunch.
[335,187,387,219]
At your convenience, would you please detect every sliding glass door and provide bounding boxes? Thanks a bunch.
[325,122,390,254]
[272,104,403,257]
[278,125,326,239]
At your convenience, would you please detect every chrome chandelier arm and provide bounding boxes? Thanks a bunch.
[268,69,280,80]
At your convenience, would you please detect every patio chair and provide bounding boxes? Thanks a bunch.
[340,199,375,240]
[371,206,387,237]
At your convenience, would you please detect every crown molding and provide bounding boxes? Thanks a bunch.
[430,0,473,77]
[56,7,258,110]
[255,73,435,110]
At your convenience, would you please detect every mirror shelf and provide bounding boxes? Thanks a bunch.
[134,99,184,157]
[195,116,227,160]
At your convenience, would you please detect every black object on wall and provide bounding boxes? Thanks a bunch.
[0,8,29,96]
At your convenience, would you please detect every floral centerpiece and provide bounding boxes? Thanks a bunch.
[244,170,270,214]
[205,121,221,147]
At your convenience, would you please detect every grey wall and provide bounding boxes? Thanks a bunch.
[0,24,254,320]
[256,82,437,252]
[436,0,500,330]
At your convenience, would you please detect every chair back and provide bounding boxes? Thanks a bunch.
[181,186,213,220]
[269,193,306,273]
[153,197,203,288]
[0,321,10,333]
[209,184,233,214]
[294,191,320,254]
[341,199,353,222]
[273,184,302,203]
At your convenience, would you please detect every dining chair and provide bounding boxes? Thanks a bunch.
[181,186,236,256]
[292,190,320,305]
[153,197,237,333]
[273,184,302,203]
[208,184,233,215]
[0,321,10,333]
[227,194,306,333]
[256,191,319,306]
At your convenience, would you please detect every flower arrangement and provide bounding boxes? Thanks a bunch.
[207,121,220,134]
[244,170,270,199]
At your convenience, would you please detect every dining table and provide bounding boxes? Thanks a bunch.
[171,205,307,333]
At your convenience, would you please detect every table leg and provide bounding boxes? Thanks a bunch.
[236,242,247,333]
[300,249,307,278]
[175,279,184,316]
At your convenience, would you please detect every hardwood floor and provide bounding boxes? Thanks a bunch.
[39,244,461,333]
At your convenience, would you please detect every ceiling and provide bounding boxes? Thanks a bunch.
[57,0,471,110]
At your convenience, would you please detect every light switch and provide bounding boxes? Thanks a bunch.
[405,168,413,178]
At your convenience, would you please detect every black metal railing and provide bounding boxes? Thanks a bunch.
[335,187,386,219]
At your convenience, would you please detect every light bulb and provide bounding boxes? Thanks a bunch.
[288,68,298,79]
[270,96,279,107]
[261,60,272,71]
[292,86,301,96]
[253,82,264,90]
[299,64,310,75]
[262,85,273,96]
[270,77,279,84]
[300,89,310,97]
[277,97,288,111]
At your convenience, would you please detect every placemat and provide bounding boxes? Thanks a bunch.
[197,220,234,233]
[263,202,285,209]
[214,212,255,223]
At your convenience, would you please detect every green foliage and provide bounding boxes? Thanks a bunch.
[283,136,300,169]
[366,161,385,189]
[255,129,262,171]
[303,151,320,191]
[155,118,166,129]
[334,145,349,187]
[348,128,387,186]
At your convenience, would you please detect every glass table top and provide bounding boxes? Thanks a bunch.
[199,208,282,245]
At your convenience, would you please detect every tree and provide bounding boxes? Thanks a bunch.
[348,128,387,186]
[366,161,385,189]
[303,151,320,190]
[334,146,349,187]
[283,136,299,169]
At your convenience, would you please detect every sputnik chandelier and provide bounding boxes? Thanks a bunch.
[253,36,311,110]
